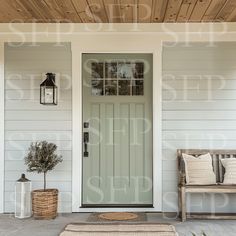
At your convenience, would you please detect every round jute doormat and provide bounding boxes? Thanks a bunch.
[98,212,138,221]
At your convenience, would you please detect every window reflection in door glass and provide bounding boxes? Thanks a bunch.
[91,80,104,96]
[91,62,104,78]
[132,80,144,95]
[118,80,131,95]
[105,62,117,78]
[105,80,117,95]
[118,62,132,79]
[133,62,144,79]
[91,61,145,96]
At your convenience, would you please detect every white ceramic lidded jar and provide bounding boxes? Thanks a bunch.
[15,174,32,219]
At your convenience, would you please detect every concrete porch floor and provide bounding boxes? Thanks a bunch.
[0,213,235,236]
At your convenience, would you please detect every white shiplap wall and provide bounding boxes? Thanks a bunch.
[4,43,72,213]
[163,42,236,213]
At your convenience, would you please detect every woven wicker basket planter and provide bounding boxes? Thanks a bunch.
[32,189,58,220]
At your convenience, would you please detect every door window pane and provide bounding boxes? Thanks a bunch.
[118,62,133,79]
[92,62,104,78]
[92,80,104,95]
[132,80,144,95]
[118,80,131,95]
[105,80,117,95]
[105,62,117,78]
[133,62,144,79]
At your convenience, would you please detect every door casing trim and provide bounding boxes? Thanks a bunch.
[0,42,4,213]
[72,44,162,212]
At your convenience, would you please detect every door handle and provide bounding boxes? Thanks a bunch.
[84,132,89,157]
[84,132,89,142]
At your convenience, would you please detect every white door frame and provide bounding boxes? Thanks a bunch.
[0,42,4,213]
[72,44,163,212]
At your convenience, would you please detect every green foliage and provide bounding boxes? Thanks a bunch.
[25,141,63,190]
[25,141,62,173]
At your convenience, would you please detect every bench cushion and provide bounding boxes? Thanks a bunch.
[183,153,216,185]
[221,158,236,184]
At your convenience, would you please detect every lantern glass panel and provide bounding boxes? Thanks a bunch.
[40,86,45,104]
[15,182,32,219]
[54,86,58,105]
[45,87,54,104]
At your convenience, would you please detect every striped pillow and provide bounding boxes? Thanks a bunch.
[221,158,236,185]
[182,153,216,185]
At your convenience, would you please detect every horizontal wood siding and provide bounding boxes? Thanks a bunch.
[163,42,236,213]
[4,43,72,213]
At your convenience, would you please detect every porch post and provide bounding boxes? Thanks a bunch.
[71,42,83,212]
[153,41,163,211]
[0,42,4,213]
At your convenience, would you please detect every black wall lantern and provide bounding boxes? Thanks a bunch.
[40,73,58,105]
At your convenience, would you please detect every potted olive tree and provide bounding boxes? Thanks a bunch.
[25,141,62,219]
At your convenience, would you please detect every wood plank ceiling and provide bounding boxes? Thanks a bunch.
[0,0,236,23]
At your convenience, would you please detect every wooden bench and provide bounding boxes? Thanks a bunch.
[178,149,236,222]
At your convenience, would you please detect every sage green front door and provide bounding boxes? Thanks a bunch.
[82,53,153,207]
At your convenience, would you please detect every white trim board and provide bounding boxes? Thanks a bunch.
[72,42,82,212]
[0,23,236,33]
[0,42,4,213]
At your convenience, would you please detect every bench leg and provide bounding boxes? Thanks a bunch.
[178,187,182,218]
[181,187,186,222]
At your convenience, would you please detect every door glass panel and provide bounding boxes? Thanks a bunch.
[132,80,144,95]
[133,62,144,79]
[105,62,117,78]
[118,80,131,95]
[91,61,145,96]
[91,80,104,95]
[118,62,133,79]
[92,62,104,78]
[105,80,117,95]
